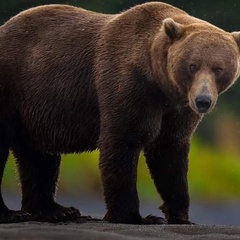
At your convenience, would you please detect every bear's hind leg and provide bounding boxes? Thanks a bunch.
[0,143,30,223]
[13,145,81,223]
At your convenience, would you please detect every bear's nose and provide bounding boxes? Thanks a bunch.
[195,95,212,113]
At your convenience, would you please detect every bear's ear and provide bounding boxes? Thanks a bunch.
[231,31,240,47]
[163,18,184,41]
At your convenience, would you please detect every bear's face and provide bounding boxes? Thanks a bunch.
[161,19,240,114]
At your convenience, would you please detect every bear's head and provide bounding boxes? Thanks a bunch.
[152,18,240,114]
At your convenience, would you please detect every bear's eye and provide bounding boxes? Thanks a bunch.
[189,64,198,74]
[213,67,223,76]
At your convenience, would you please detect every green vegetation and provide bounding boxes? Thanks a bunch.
[3,139,240,201]
[189,139,240,200]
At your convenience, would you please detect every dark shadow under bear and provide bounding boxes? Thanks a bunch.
[0,2,240,224]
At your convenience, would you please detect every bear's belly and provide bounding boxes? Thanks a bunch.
[20,107,100,154]
[16,86,100,154]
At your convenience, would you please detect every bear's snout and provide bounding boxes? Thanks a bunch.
[195,95,212,113]
[188,73,218,114]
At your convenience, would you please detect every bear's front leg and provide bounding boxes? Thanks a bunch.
[96,69,166,224]
[99,135,165,225]
[144,108,202,224]
[145,140,191,224]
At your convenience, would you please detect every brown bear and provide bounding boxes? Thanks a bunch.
[0,1,239,224]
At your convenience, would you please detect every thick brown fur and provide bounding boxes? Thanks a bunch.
[0,2,239,224]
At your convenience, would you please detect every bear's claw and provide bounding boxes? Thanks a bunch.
[142,215,167,224]
[30,205,81,223]
[0,210,30,223]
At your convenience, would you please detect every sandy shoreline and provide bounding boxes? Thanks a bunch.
[0,221,240,240]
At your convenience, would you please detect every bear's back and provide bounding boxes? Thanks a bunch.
[0,4,113,58]
[3,4,111,30]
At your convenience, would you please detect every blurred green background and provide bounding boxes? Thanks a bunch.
[1,0,240,206]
